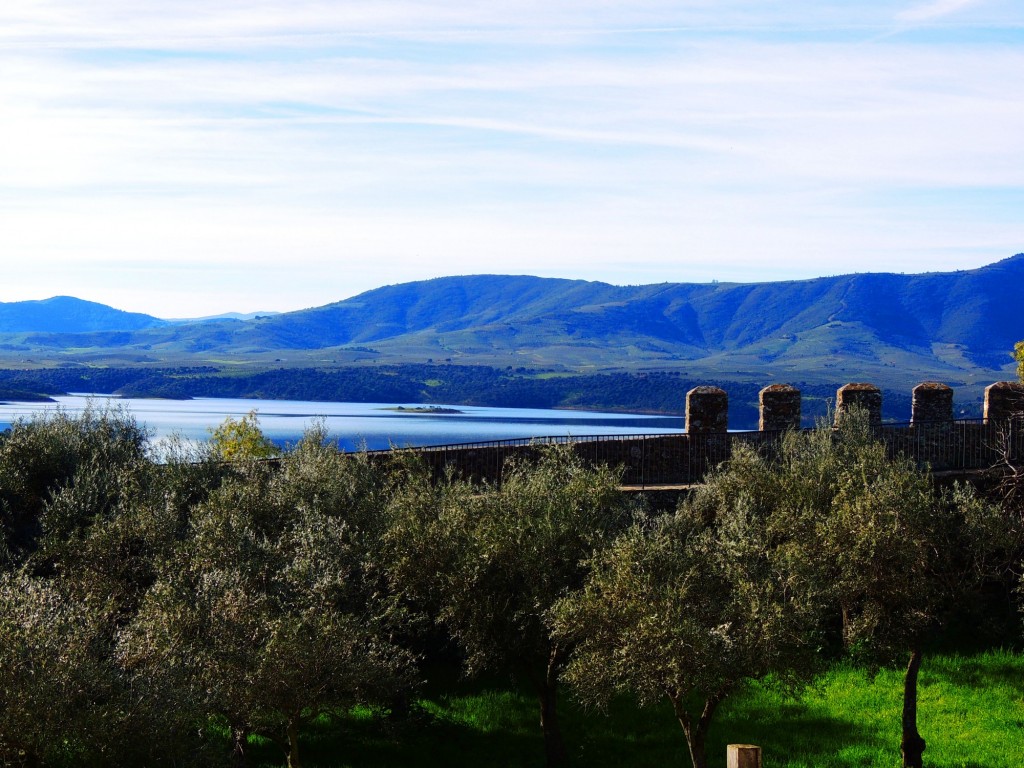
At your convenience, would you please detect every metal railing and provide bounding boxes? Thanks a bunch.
[370,417,1024,489]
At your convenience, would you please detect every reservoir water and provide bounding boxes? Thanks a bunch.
[0,395,686,452]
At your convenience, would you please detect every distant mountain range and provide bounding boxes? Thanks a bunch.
[2,255,1023,383]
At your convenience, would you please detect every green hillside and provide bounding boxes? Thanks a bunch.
[0,257,1021,390]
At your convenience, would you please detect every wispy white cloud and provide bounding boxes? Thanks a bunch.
[897,0,984,23]
[5,1,1014,50]
[0,1,1022,315]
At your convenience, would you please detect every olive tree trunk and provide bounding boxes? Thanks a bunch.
[286,719,302,768]
[901,647,926,768]
[230,725,249,768]
[537,648,568,768]
[671,694,720,768]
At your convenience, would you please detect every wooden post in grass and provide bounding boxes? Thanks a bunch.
[727,744,762,768]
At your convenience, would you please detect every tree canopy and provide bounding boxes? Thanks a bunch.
[0,404,1020,768]
[382,445,637,767]
[555,411,1013,768]
[123,428,414,768]
[553,441,819,768]
[207,410,278,461]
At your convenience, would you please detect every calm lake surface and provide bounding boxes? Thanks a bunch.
[0,395,686,452]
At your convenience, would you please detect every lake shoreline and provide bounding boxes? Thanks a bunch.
[0,394,687,452]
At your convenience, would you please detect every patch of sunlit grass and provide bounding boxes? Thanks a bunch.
[243,650,1024,768]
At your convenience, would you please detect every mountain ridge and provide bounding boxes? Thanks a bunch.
[2,255,1023,380]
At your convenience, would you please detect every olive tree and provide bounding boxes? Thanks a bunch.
[122,428,414,768]
[552,443,818,768]
[555,412,1011,768]
[0,406,211,767]
[0,404,150,567]
[771,411,1012,768]
[382,444,637,768]
[0,572,114,766]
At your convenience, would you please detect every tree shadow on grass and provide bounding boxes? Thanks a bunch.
[562,691,888,768]
[923,650,1024,690]
[243,672,939,768]
[710,706,887,768]
[246,677,548,768]
[293,708,545,768]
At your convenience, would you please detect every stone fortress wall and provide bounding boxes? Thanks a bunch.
[407,381,1024,489]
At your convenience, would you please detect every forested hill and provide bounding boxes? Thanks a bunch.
[0,296,167,333]
[245,255,1024,367]
[3,255,1024,378]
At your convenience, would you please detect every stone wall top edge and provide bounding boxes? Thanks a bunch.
[985,381,1024,391]
[687,385,727,396]
[837,382,881,392]
[686,381,1020,392]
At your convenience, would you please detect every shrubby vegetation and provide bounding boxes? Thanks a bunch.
[207,409,279,460]
[0,405,1021,768]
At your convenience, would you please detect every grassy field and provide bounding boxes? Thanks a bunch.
[241,650,1024,768]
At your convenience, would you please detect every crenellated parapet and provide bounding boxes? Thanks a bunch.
[687,379,1020,429]
[911,382,954,424]
[984,381,1024,422]
[759,384,801,432]
[686,386,728,434]
[835,383,882,426]
[408,379,1024,489]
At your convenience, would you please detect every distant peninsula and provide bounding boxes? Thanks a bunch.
[0,389,56,404]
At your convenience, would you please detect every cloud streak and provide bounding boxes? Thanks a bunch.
[0,2,1022,315]
[897,0,984,22]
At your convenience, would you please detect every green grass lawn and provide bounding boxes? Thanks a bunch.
[247,650,1024,768]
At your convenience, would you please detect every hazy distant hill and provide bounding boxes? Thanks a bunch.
[2,255,1023,380]
[0,296,167,333]
[167,310,281,323]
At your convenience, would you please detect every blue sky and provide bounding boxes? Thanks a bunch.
[1,0,1022,317]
